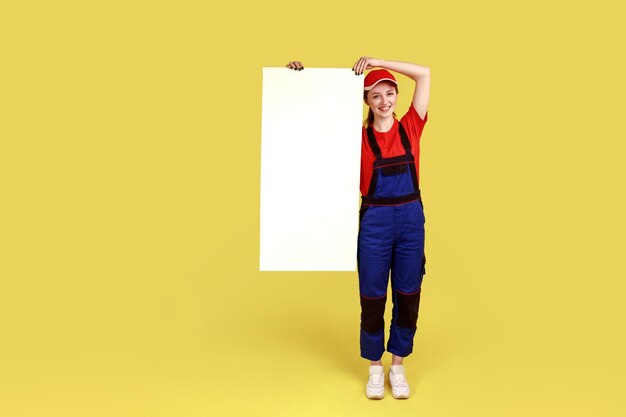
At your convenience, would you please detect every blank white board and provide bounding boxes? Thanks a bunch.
[260,67,363,271]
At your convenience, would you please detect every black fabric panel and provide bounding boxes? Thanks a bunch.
[396,290,421,330]
[382,164,408,176]
[373,154,414,169]
[360,295,387,333]
[361,191,421,206]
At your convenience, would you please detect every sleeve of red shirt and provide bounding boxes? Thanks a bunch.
[400,104,428,148]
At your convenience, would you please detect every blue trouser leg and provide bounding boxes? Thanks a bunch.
[357,206,394,361]
[387,200,425,357]
[358,201,425,360]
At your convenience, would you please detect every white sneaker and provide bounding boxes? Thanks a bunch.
[366,365,384,399]
[389,365,410,399]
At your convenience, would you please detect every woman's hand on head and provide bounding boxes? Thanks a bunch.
[286,61,304,71]
[352,57,382,75]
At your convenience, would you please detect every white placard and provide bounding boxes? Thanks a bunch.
[260,67,363,271]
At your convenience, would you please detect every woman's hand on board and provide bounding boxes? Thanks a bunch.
[352,57,382,75]
[286,61,304,71]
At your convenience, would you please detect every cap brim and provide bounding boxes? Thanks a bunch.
[364,78,398,91]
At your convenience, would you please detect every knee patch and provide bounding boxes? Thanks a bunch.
[396,290,421,330]
[360,295,386,333]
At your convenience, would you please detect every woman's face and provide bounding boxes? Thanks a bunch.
[365,81,398,120]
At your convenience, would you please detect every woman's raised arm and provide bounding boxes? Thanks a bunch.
[353,57,430,120]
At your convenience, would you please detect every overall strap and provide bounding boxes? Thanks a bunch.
[398,121,420,193]
[365,127,382,160]
[398,122,412,155]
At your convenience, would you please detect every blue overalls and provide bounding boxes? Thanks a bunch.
[357,122,426,361]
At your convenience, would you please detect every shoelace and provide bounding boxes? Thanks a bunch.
[391,372,408,386]
[368,373,384,386]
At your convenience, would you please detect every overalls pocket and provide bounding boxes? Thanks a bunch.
[381,164,407,176]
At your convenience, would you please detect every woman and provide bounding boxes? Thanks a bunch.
[287,57,430,399]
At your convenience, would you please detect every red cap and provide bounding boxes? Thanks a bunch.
[364,69,398,91]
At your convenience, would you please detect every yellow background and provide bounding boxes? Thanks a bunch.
[1,1,625,416]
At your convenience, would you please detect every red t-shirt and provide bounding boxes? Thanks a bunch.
[360,105,428,196]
